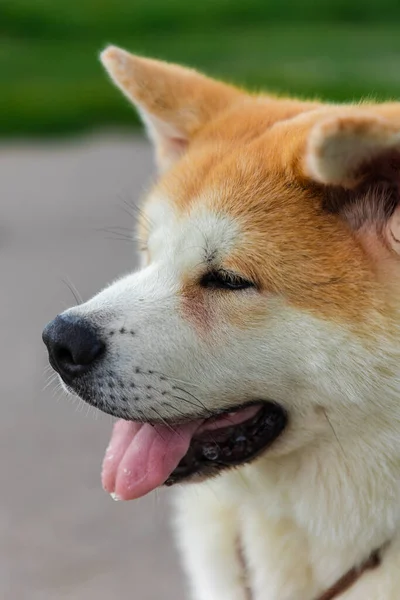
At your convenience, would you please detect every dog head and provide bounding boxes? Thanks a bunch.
[43,47,400,500]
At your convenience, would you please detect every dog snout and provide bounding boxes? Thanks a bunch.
[42,314,105,381]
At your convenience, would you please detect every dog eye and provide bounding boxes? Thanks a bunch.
[200,270,255,291]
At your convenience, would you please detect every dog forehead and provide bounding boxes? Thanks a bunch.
[144,195,240,261]
[153,139,311,231]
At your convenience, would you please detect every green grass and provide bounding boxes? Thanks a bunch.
[2,2,400,136]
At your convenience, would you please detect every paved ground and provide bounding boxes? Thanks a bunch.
[0,134,186,600]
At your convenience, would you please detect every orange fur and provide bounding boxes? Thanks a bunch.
[155,120,382,327]
[87,46,400,600]
[101,46,400,336]
[180,283,215,336]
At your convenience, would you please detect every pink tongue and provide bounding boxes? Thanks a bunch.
[102,419,200,501]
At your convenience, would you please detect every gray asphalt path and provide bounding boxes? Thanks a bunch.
[0,134,186,600]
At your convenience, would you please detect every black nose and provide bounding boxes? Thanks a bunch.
[42,314,105,381]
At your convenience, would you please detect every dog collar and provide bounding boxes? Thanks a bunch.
[315,544,387,600]
[238,539,387,600]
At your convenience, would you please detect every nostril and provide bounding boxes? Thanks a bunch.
[54,341,104,367]
[54,345,75,366]
[73,340,105,366]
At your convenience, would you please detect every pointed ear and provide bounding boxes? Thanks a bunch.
[100,46,241,172]
[305,114,400,254]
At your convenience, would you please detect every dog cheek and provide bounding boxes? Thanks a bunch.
[179,288,215,336]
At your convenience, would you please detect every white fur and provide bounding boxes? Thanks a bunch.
[63,194,400,599]
[306,115,400,187]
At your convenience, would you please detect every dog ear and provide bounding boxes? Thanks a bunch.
[305,114,400,254]
[100,46,241,172]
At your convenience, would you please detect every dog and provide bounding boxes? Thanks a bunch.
[43,45,400,599]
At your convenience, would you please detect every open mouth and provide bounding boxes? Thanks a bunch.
[102,402,287,501]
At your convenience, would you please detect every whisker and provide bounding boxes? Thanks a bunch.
[43,373,58,392]
[148,409,169,441]
[322,408,347,460]
[151,408,184,440]
[172,386,210,413]
[43,369,56,382]
[171,394,212,418]
[121,197,154,228]
[103,236,135,245]
[98,227,135,244]
[62,276,83,305]
[156,400,221,451]
[152,371,201,389]
[100,226,134,237]
[117,197,154,235]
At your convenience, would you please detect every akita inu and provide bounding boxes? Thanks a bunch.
[43,46,400,599]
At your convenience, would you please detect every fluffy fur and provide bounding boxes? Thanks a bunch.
[64,46,400,598]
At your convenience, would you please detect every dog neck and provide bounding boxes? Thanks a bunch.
[238,538,388,600]
[315,543,387,600]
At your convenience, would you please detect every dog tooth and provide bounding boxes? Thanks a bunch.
[202,444,220,461]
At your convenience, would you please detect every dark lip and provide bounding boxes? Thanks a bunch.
[50,371,288,478]
[164,401,288,486]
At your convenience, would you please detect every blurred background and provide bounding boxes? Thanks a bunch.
[2,0,400,136]
[1,1,399,599]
